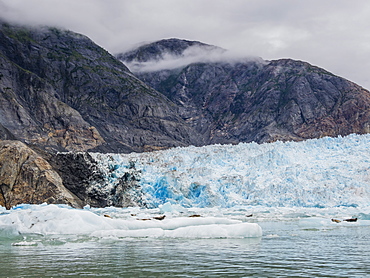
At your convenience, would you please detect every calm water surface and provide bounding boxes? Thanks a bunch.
[1,221,369,277]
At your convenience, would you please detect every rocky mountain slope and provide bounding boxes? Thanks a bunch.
[0,23,203,153]
[118,39,370,144]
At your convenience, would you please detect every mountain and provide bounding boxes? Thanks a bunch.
[117,38,370,144]
[0,23,203,153]
[2,23,370,152]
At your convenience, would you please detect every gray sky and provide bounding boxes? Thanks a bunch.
[1,0,370,89]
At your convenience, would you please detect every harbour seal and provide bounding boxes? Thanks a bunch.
[153,215,166,220]
[343,218,357,222]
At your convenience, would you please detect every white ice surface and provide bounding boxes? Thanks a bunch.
[0,204,262,238]
[90,134,370,208]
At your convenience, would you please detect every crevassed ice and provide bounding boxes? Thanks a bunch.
[90,134,370,209]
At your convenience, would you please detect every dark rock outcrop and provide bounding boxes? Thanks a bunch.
[50,152,106,207]
[0,140,82,209]
[0,23,203,153]
[50,153,145,208]
[118,39,370,144]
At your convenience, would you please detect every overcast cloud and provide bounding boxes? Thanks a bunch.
[1,0,370,89]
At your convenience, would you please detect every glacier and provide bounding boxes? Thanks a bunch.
[1,134,370,240]
[90,134,370,209]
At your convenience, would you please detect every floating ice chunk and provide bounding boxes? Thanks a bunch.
[117,216,242,231]
[0,204,116,235]
[358,213,370,220]
[12,241,38,246]
[265,234,280,238]
[92,223,262,238]
[0,206,7,214]
[91,228,165,238]
[0,204,262,239]
[164,223,262,238]
[159,202,188,214]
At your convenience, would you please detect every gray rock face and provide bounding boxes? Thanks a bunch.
[119,39,370,144]
[0,123,16,140]
[0,52,104,152]
[0,23,204,153]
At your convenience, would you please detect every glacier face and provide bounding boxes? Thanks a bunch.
[90,134,370,209]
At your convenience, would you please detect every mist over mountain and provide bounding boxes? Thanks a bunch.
[121,38,221,63]
[118,38,259,73]
[118,39,370,144]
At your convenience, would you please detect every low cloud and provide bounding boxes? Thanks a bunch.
[123,44,264,73]
[1,0,370,88]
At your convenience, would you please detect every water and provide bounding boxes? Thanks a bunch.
[1,206,369,277]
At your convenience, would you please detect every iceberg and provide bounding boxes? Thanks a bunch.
[0,204,262,239]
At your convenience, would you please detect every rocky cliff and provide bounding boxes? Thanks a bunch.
[0,140,82,209]
[118,39,370,144]
[0,23,203,153]
[2,24,370,151]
